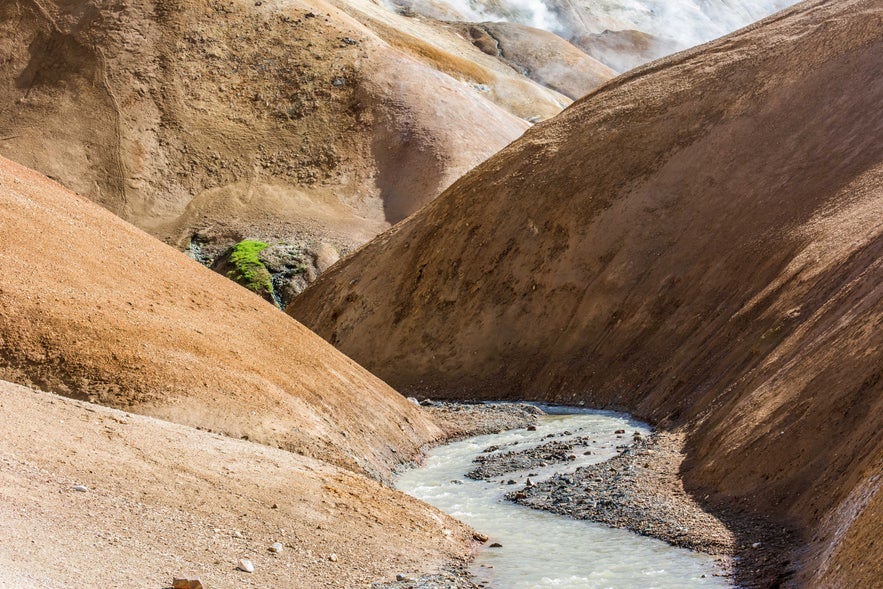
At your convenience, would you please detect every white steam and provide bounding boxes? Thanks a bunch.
[562,0,797,47]
[392,0,797,52]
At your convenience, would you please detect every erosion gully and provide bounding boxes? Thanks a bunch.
[395,405,731,589]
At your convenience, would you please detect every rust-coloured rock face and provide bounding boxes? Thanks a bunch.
[290,0,883,584]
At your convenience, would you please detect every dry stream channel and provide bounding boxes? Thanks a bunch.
[396,406,731,588]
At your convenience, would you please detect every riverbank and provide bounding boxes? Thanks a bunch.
[419,399,543,439]
[388,402,795,589]
[385,404,739,588]
[506,430,795,588]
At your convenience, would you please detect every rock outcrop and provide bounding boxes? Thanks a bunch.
[290,1,883,584]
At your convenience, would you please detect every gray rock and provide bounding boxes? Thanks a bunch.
[269,542,284,553]
[72,484,88,492]
[237,559,254,573]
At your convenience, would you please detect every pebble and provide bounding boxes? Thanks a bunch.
[269,542,284,553]
[328,553,338,562]
[233,531,243,539]
[172,578,204,589]
[472,532,489,543]
[489,542,503,548]
[237,559,254,573]
[72,484,89,492]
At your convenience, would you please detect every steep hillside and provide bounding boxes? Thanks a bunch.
[290,0,883,584]
[0,380,472,588]
[0,154,441,481]
[0,0,589,261]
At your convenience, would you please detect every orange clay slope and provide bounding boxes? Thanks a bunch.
[290,0,883,585]
[0,154,441,481]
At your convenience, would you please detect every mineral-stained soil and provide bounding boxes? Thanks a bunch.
[0,0,584,258]
[289,1,883,585]
[0,154,440,482]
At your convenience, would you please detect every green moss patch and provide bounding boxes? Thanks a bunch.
[225,240,273,295]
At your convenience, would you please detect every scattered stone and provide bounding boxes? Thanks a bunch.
[328,553,338,562]
[527,425,537,431]
[395,573,415,582]
[468,434,595,479]
[451,479,463,485]
[172,577,204,589]
[614,429,626,434]
[237,559,254,573]
[72,484,88,492]
[489,542,503,548]
[269,542,284,553]
[472,532,488,543]
[233,531,243,539]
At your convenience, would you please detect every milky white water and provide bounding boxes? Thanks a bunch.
[396,406,732,588]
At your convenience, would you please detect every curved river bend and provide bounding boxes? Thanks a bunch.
[396,407,731,588]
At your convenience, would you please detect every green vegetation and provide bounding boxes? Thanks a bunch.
[225,240,273,296]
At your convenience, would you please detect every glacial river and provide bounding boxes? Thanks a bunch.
[396,406,731,588]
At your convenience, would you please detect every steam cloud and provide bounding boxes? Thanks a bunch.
[394,0,797,51]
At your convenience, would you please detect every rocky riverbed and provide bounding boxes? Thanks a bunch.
[486,431,733,554]
[418,400,543,439]
[380,403,796,588]
[499,430,795,588]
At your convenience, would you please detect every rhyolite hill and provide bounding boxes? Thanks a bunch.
[0,0,603,258]
[0,153,483,586]
[290,0,883,585]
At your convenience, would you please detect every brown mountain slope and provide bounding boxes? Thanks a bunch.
[0,154,441,481]
[290,0,883,584]
[0,0,580,257]
[0,380,472,588]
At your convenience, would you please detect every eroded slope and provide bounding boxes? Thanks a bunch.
[0,0,583,258]
[0,155,440,480]
[290,0,883,584]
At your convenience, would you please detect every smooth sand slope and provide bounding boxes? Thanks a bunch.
[0,379,472,588]
[290,0,883,585]
[0,154,441,481]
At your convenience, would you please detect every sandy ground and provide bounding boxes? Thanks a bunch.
[0,380,477,589]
